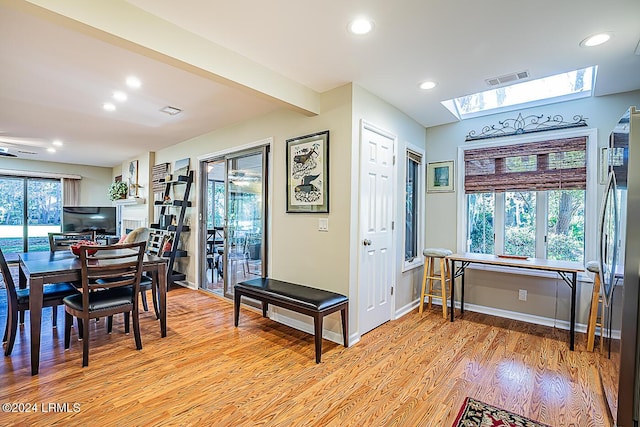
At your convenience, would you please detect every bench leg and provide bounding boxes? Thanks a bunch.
[341,305,349,348]
[234,292,241,327]
[262,301,268,317]
[314,313,323,364]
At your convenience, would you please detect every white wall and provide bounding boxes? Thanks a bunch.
[425,90,640,327]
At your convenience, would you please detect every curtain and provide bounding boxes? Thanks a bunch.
[62,178,80,206]
[464,136,587,193]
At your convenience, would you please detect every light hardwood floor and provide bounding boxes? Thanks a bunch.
[0,286,614,426]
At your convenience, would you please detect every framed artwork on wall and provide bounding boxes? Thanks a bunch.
[286,130,329,213]
[427,160,454,192]
[128,160,138,197]
[174,158,190,178]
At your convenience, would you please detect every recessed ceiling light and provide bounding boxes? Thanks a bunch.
[348,18,374,35]
[126,76,141,89]
[113,91,128,102]
[419,81,437,90]
[47,147,56,153]
[103,102,116,112]
[52,140,63,146]
[580,32,613,47]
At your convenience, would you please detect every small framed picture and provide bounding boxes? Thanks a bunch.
[286,130,329,213]
[427,160,454,192]
[128,160,138,197]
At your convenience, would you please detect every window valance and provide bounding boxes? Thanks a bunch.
[464,137,587,193]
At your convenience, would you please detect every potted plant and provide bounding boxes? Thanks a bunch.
[108,181,128,201]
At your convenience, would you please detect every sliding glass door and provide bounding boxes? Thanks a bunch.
[0,176,62,253]
[200,147,268,298]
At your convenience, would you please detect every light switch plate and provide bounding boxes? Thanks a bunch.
[318,218,329,232]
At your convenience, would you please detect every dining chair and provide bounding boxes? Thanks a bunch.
[102,231,164,331]
[48,231,97,252]
[138,230,167,319]
[0,248,81,356]
[63,241,146,367]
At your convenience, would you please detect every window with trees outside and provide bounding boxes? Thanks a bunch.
[404,147,424,270]
[463,134,589,264]
[0,176,62,253]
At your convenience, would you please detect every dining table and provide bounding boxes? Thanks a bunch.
[17,249,168,375]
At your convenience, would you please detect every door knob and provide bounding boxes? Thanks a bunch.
[363,239,372,246]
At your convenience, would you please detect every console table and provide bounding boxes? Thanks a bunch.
[447,252,584,350]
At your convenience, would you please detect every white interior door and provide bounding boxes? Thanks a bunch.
[358,122,395,335]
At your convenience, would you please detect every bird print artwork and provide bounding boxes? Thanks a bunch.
[290,140,324,205]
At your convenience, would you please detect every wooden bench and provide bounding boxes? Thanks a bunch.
[234,277,349,363]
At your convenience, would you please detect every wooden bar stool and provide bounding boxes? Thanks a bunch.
[420,248,453,319]
[586,261,604,352]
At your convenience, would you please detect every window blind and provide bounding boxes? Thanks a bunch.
[464,137,587,193]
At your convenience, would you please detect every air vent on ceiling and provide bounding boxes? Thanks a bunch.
[0,147,17,157]
[160,105,182,116]
[485,70,530,87]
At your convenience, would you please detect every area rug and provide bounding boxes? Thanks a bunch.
[452,397,550,427]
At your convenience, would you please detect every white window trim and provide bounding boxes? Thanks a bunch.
[456,127,598,279]
[402,143,425,272]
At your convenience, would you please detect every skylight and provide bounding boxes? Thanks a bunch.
[442,66,596,120]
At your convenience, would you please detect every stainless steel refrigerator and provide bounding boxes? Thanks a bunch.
[599,106,640,426]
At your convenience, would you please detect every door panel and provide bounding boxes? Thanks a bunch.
[200,148,268,298]
[358,124,395,335]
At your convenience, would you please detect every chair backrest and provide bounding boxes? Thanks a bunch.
[0,248,17,309]
[146,231,167,257]
[78,242,146,299]
[48,231,96,251]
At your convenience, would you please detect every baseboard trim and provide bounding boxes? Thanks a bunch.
[397,297,621,340]
[269,309,346,345]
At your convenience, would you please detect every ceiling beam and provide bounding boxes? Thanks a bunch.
[9,0,320,116]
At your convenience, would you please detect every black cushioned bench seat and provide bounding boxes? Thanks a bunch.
[234,277,349,363]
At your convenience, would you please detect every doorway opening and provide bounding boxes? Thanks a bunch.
[0,176,62,254]
[199,147,268,298]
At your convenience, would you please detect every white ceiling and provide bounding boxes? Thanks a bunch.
[1,0,639,167]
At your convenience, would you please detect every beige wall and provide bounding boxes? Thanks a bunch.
[425,90,640,327]
[151,85,353,297]
[0,157,112,205]
[113,152,155,231]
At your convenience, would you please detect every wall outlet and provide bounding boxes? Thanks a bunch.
[518,289,527,301]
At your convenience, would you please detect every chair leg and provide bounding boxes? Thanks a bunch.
[140,289,149,312]
[151,281,160,320]
[2,304,8,343]
[4,305,18,356]
[82,316,90,367]
[52,305,58,328]
[132,309,142,351]
[439,258,448,319]
[427,259,435,310]
[64,312,73,349]
[587,275,602,352]
[77,318,84,340]
[419,259,429,314]
[124,312,130,334]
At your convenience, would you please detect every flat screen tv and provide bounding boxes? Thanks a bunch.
[62,206,117,236]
